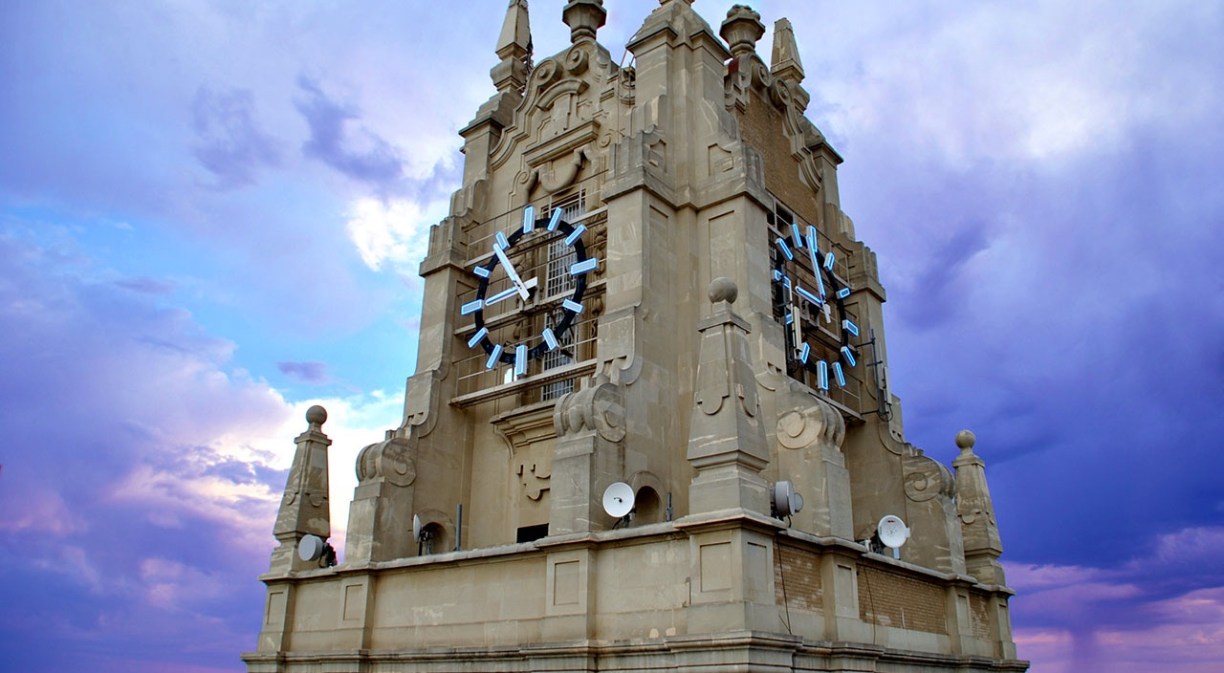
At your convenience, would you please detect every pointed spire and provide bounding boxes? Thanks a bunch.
[562,0,606,45]
[953,430,1007,585]
[492,0,532,93]
[770,17,805,84]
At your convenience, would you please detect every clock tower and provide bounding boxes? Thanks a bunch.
[245,2,1026,672]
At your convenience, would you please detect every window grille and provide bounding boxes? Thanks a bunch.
[539,188,587,400]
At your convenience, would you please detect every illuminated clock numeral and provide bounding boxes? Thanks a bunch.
[782,275,792,291]
[840,346,857,367]
[843,320,860,337]
[542,328,559,350]
[799,343,811,364]
[837,287,851,299]
[460,299,483,315]
[485,344,503,369]
[547,208,564,231]
[495,231,510,250]
[796,286,821,305]
[564,224,586,246]
[832,362,847,387]
[772,269,783,282]
[817,361,830,391]
[522,206,535,233]
[775,237,795,261]
[467,327,488,348]
[473,266,491,278]
[570,258,598,275]
[514,344,528,378]
[824,251,836,271]
[791,223,804,249]
[784,311,794,326]
[562,299,583,314]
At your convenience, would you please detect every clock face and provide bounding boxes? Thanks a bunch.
[462,206,596,379]
[771,223,860,392]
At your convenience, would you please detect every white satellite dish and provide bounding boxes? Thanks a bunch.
[877,514,910,559]
[772,480,804,517]
[298,534,325,562]
[412,514,423,542]
[602,482,635,519]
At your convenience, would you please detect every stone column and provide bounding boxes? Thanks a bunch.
[344,435,418,564]
[773,381,853,538]
[550,376,627,534]
[269,405,332,575]
[686,278,769,516]
[953,430,1006,585]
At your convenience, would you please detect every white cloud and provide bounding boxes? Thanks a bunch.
[345,196,448,272]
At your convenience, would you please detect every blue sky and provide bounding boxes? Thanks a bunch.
[1,1,1221,671]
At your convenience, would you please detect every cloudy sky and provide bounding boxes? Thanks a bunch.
[1,1,1220,671]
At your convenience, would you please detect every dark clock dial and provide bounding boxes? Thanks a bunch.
[462,206,595,379]
[771,223,860,392]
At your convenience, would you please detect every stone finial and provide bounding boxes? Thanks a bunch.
[708,276,738,304]
[770,18,805,83]
[952,429,1007,585]
[562,0,606,45]
[492,0,532,92]
[270,405,333,573]
[720,5,764,58]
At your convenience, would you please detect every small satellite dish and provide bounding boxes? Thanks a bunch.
[602,482,635,518]
[412,514,423,542]
[772,480,804,517]
[877,514,910,559]
[298,534,325,562]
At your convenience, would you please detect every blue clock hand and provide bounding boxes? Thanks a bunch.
[484,285,520,306]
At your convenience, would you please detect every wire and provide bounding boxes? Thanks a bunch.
[775,537,793,635]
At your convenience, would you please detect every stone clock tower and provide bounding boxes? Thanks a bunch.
[244,2,1027,672]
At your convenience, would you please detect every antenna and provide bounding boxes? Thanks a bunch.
[602,482,636,528]
[772,480,805,518]
[876,514,910,559]
[298,534,325,562]
[413,514,434,555]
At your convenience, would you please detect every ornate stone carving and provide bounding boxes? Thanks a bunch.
[776,397,844,450]
[554,377,626,442]
[356,436,417,487]
[514,453,551,501]
[903,451,955,503]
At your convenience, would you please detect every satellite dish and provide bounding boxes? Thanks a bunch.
[772,480,804,517]
[298,534,325,562]
[412,514,423,542]
[877,514,910,558]
[602,482,635,518]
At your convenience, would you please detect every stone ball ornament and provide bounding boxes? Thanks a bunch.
[708,277,738,304]
[306,405,328,427]
[956,429,976,451]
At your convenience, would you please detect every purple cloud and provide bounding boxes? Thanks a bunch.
[294,77,404,186]
[276,360,329,384]
[191,87,282,189]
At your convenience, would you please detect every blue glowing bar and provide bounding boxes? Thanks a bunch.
[547,208,563,231]
[785,311,794,326]
[522,206,535,233]
[840,346,857,367]
[837,287,851,299]
[796,286,821,305]
[832,362,846,387]
[562,299,583,314]
[460,299,483,315]
[495,230,510,250]
[791,223,804,249]
[570,258,598,275]
[485,286,518,305]
[843,319,860,337]
[813,265,826,298]
[817,361,829,391]
[514,344,527,377]
[542,327,559,350]
[473,266,491,278]
[824,251,836,271]
[773,269,783,282]
[486,344,503,369]
[775,237,794,261]
[564,224,586,246]
[799,343,811,363]
[467,327,488,348]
